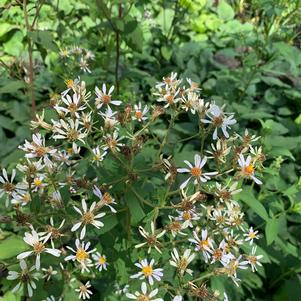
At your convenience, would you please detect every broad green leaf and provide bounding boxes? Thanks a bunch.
[0,81,25,94]
[98,215,118,234]
[126,189,145,225]
[265,218,279,245]
[217,1,235,21]
[237,188,269,221]
[0,233,29,260]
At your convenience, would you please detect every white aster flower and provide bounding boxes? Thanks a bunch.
[245,246,263,272]
[102,131,124,153]
[135,221,166,253]
[189,229,214,262]
[7,260,39,297]
[243,226,259,245]
[169,248,195,276]
[62,78,80,96]
[76,281,93,300]
[126,282,163,301]
[54,92,86,118]
[133,102,149,121]
[17,227,61,270]
[71,199,106,239]
[95,83,122,110]
[91,147,107,166]
[177,154,218,189]
[65,239,95,273]
[93,185,117,213]
[99,106,119,129]
[131,259,163,285]
[52,118,88,144]
[42,265,58,281]
[92,252,108,271]
[201,104,236,140]
[238,154,262,185]
[176,208,200,228]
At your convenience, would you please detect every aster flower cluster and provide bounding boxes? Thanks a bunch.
[59,46,94,73]
[1,73,265,300]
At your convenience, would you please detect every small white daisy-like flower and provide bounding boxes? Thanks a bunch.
[243,226,259,245]
[201,104,236,140]
[156,89,181,108]
[156,72,181,89]
[95,83,122,110]
[126,282,163,301]
[11,191,31,206]
[17,227,61,270]
[75,281,93,300]
[135,221,166,253]
[32,175,47,192]
[40,217,65,248]
[99,106,119,129]
[177,154,218,189]
[102,131,124,153]
[215,182,242,203]
[79,57,91,73]
[238,154,262,185]
[7,260,39,297]
[19,133,56,159]
[176,208,200,228]
[42,265,58,281]
[173,296,183,301]
[92,252,108,271]
[181,91,207,114]
[220,254,249,286]
[0,168,20,205]
[52,118,88,144]
[93,186,117,213]
[245,246,263,272]
[91,147,107,166]
[189,229,214,262]
[65,239,95,273]
[59,47,70,58]
[71,199,106,239]
[54,92,86,118]
[130,259,163,285]
[133,102,149,121]
[165,215,187,237]
[169,248,195,276]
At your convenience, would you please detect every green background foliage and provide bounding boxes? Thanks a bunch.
[0,0,301,300]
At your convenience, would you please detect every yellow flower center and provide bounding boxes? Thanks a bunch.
[199,239,209,250]
[138,295,149,301]
[81,212,94,224]
[182,211,191,221]
[191,167,202,177]
[65,79,74,88]
[142,265,153,277]
[244,165,254,175]
[76,248,89,262]
[34,179,42,187]
[33,241,45,254]
[102,192,113,204]
[248,232,256,239]
[165,95,174,103]
[98,256,106,264]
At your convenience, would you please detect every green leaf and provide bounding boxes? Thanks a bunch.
[126,189,145,225]
[0,232,29,260]
[265,218,279,245]
[30,194,41,213]
[217,1,235,21]
[237,188,269,221]
[28,30,58,52]
[0,81,25,94]
[98,215,118,234]
[124,26,143,52]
